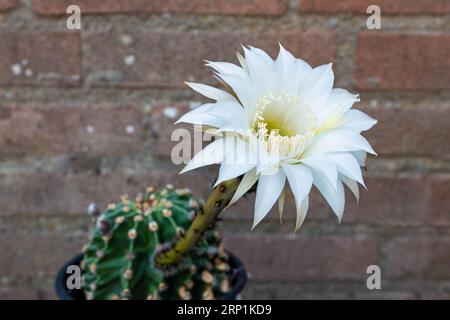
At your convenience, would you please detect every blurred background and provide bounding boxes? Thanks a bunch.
[0,0,449,299]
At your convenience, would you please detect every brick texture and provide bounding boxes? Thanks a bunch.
[33,0,288,16]
[0,32,81,86]
[363,104,450,157]
[225,235,379,281]
[0,0,17,11]
[386,237,450,279]
[299,0,450,15]
[355,32,450,90]
[86,31,336,88]
[0,104,142,160]
[0,0,449,300]
[0,233,84,278]
[426,175,450,226]
[0,171,209,216]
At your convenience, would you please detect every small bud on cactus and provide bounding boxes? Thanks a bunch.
[82,186,233,300]
[87,203,100,217]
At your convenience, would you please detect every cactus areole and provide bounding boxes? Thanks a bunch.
[78,178,242,300]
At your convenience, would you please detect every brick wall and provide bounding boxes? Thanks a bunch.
[0,0,449,299]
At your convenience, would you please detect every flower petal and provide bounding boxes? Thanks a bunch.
[341,109,377,133]
[313,171,345,221]
[299,63,334,113]
[216,73,258,115]
[252,170,286,229]
[281,164,313,208]
[205,61,248,78]
[214,161,255,188]
[304,128,377,157]
[340,174,360,204]
[295,195,309,231]
[316,88,360,129]
[328,152,365,187]
[300,156,338,189]
[278,188,286,223]
[185,82,237,102]
[228,169,259,207]
[180,137,235,174]
[248,46,275,66]
[175,101,248,131]
[352,150,367,167]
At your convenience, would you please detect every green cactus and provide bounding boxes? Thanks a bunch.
[81,184,233,300]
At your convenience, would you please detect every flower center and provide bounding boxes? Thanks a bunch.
[252,93,317,159]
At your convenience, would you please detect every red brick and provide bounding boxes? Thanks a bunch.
[151,102,221,166]
[0,104,142,160]
[86,31,336,88]
[0,32,81,86]
[225,234,379,281]
[386,237,450,279]
[362,104,450,157]
[426,175,450,226]
[355,32,450,90]
[0,286,41,300]
[0,170,209,216]
[299,0,450,15]
[0,0,17,11]
[345,175,427,226]
[0,233,84,279]
[33,0,288,16]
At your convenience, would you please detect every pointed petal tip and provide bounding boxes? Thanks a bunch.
[212,180,221,189]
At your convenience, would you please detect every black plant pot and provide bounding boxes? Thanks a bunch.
[55,253,247,300]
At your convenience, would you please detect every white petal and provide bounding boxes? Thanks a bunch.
[205,61,248,78]
[295,195,309,231]
[341,109,377,133]
[282,164,313,231]
[228,169,258,207]
[216,73,257,115]
[328,88,360,113]
[252,170,286,229]
[282,164,313,208]
[294,58,312,81]
[185,82,237,102]
[317,88,360,128]
[340,174,359,204]
[274,44,303,94]
[313,172,345,221]
[242,46,274,94]
[175,101,248,130]
[300,156,338,189]
[236,52,248,72]
[304,128,377,157]
[352,150,367,167]
[214,162,256,188]
[328,152,365,187]
[299,63,334,112]
[278,188,285,223]
[248,46,275,66]
[180,138,227,174]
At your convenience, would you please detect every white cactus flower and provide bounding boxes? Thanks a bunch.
[177,44,377,230]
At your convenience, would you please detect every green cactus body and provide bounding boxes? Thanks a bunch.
[82,185,231,300]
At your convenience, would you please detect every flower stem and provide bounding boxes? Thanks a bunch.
[155,177,241,266]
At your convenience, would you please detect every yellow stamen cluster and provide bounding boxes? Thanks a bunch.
[252,93,317,159]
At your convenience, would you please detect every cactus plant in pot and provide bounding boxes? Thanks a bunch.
[56,182,247,300]
[56,44,377,300]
